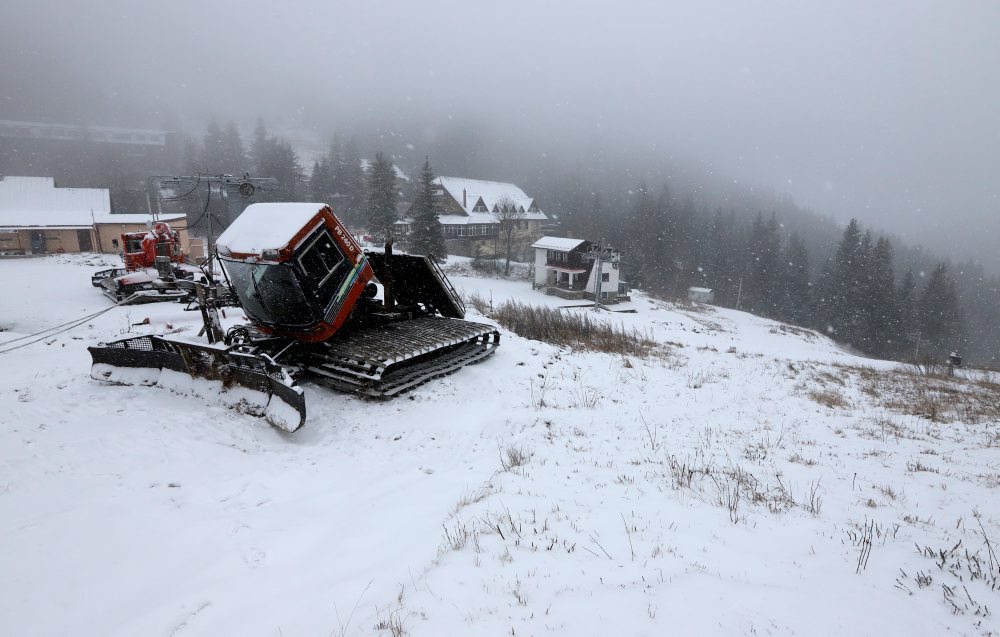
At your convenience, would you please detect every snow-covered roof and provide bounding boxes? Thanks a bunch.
[94,213,186,225]
[359,158,409,182]
[0,176,111,228]
[437,176,547,224]
[0,225,89,231]
[531,236,587,252]
[688,287,714,294]
[217,203,324,254]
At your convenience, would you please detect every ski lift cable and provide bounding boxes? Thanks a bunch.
[0,293,142,355]
[0,308,112,345]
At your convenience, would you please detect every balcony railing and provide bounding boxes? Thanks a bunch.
[545,258,586,269]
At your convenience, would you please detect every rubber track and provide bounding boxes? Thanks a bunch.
[303,317,500,397]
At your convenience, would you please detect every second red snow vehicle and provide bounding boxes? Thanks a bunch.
[91,221,206,303]
[88,203,500,432]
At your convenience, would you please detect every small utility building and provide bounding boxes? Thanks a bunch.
[531,236,629,303]
[687,287,715,304]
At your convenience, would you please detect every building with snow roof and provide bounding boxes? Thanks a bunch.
[532,236,630,303]
[0,120,178,213]
[687,287,715,304]
[397,176,547,260]
[0,176,187,255]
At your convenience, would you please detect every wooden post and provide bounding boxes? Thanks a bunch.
[384,240,395,312]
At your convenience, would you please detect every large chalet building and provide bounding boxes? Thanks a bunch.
[398,176,547,260]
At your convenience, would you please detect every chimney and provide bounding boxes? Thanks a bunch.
[463,188,467,209]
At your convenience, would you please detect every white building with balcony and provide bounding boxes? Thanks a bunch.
[531,236,629,303]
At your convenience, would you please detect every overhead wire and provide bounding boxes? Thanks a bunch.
[165,179,213,232]
[158,173,202,201]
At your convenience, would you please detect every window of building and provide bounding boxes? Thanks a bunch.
[602,272,610,282]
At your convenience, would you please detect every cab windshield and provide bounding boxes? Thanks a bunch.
[223,260,318,327]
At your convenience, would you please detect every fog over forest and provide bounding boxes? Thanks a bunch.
[2,0,999,268]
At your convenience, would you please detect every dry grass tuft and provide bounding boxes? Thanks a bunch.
[468,295,657,356]
[807,388,849,409]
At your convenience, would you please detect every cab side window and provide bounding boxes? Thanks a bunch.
[298,230,345,286]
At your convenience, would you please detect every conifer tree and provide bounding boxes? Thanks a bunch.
[321,137,343,207]
[200,119,225,173]
[309,160,324,202]
[824,218,867,345]
[219,121,247,173]
[897,268,918,356]
[181,136,201,174]
[918,263,963,359]
[704,209,733,304]
[865,237,899,356]
[256,136,303,200]
[249,118,269,175]
[366,152,397,243]
[585,191,604,245]
[781,232,812,324]
[338,140,367,227]
[408,157,447,262]
[745,212,782,318]
[671,195,698,292]
[629,183,662,290]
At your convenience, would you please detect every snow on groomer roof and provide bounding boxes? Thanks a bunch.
[217,203,326,255]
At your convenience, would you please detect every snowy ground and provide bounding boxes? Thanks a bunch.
[1,254,998,636]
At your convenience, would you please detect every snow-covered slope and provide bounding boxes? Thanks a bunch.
[1,255,997,636]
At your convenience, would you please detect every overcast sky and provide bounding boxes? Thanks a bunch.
[3,0,999,264]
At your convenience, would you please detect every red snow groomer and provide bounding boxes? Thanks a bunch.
[88,203,500,432]
[91,221,206,303]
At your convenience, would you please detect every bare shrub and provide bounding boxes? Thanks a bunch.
[373,607,407,637]
[469,295,656,356]
[805,480,823,516]
[466,292,492,315]
[906,459,940,473]
[668,453,713,490]
[912,515,999,617]
[450,486,492,516]
[807,388,849,409]
[685,369,714,389]
[977,473,1000,488]
[571,384,602,409]
[710,464,798,523]
[500,444,531,471]
[788,452,817,466]
[441,519,478,552]
[530,374,550,409]
[852,364,1000,425]
[876,484,897,500]
[640,413,661,453]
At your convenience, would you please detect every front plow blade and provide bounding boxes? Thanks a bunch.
[89,335,306,432]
